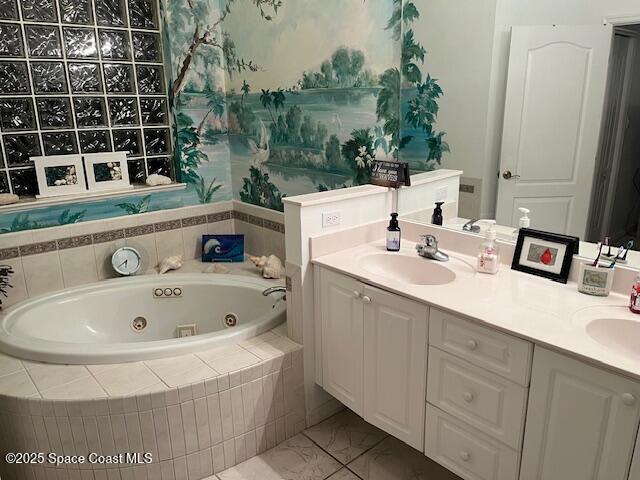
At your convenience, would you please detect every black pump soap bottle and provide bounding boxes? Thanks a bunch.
[386,213,401,251]
[432,202,444,226]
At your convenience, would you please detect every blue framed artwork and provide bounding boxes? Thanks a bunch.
[202,234,245,262]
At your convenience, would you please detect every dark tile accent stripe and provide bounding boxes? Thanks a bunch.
[233,211,249,222]
[207,211,232,223]
[57,235,93,250]
[263,220,285,234]
[154,219,182,232]
[181,215,207,227]
[125,224,154,237]
[0,247,20,260]
[92,229,125,244]
[19,241,57,256]
[0,208,284,258]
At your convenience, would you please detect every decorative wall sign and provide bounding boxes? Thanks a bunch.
[511,228,579,284]
[202,234,245,263]
[369,160,411,188]
[33,154,86,198]
[84,151,131,192]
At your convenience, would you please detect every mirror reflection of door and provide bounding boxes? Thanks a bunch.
[495,25,613,238]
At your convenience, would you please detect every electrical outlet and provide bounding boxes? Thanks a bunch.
[435,186,448,202]
[322,211,341,228]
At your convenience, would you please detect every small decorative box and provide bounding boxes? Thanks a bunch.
[577,262,614,297]
[202,235,244,263]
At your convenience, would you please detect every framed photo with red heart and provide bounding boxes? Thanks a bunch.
[511,228,579,283]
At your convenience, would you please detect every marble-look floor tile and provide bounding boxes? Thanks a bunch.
[0,353,23,378]
[88,362,163,396]
[0,370,39,397]
[327,469,361,480]
[217,433,341,480]
[145,354,217,387]
[304,410,387,465]
[23,361,91,392]
[348,437,462,480]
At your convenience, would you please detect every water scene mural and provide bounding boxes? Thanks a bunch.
[0,0,449,232]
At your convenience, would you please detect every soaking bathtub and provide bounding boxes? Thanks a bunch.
[0,274,286,364]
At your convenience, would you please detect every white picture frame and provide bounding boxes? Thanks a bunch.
[33,155,87,198]
[83,152,132,192]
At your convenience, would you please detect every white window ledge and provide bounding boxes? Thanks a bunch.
[0,183,187,214]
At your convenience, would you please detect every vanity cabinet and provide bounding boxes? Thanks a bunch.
[318,267,428,449]
[519,347,640,480]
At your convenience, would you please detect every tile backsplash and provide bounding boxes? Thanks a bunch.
[0,0,172,197]
[0,200,285,308]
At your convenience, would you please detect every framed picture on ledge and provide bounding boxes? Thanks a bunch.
[511,228,579,284]
[84,152,131,192]
[33,155,87,198]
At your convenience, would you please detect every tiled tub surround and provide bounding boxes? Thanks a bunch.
[0,200,285,309]
[0,0,173,197]
[0,329,304,480]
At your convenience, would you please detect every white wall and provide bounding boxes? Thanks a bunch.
[418,0,499,218]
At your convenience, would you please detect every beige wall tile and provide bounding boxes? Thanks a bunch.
[263,230,285,260]
[155,229,184,263]
[182,224,207,260]
[21,251,64,297]
[207,219,234,235]
[126,234,158,273]
[1,257,27,308]
[94,239,126,280]
[59,245,99,287]
[234,221,264,257]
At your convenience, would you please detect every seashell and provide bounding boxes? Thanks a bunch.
[203,263,229,274]
[250,254,285,279]
[146,174,172,187]
[158,255,183,274]
[0,193,19,205]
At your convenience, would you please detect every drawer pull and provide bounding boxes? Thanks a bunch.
[466,339,478,350]
[362,295,372,304]
[459,451,471,462]
[353,291,361,299]
[463,391,475,403]
[622,393,636,406]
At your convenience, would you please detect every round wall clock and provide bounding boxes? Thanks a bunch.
[111,246,142,276]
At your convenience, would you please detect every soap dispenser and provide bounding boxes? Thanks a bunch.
[477,220,500,274]
[432,202,444,226]
[386,213,401,251]
[512,207,531,241]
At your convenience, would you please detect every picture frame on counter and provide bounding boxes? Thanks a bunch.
[33,154,87,198]
[84,152,131,192]
[511,228,579,284]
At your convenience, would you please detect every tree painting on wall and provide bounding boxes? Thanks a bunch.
[165,0,284,204]
[224,0,449,211]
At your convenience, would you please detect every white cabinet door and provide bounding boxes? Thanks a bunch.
[320,268,365,415]
[629,432,640,480]
[363,284,428,450]
[520,347,640,480]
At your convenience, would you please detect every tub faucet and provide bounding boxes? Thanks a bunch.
[416,235,449,262]
[262,286,287,300]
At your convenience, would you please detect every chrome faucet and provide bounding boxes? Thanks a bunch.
[462,219,481,233]
[262,286,287,300]
[416,235,449,262]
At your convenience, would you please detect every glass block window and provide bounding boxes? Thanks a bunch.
[0,0,171,197]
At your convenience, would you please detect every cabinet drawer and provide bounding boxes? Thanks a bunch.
[425,404,520,480]
[427,347,527,449]
[429,308,532,385]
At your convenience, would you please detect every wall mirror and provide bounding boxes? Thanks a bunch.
[399,2,640,266]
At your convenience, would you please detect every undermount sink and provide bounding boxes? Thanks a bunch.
[586,317,640,358]
[574,306,640,358]
[358,253,456,286]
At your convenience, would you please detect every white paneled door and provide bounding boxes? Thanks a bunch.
[495,25,613,237]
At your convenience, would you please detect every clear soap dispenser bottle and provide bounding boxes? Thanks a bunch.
[478,220,500,274]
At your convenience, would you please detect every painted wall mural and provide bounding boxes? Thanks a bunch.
[0,0,449,232]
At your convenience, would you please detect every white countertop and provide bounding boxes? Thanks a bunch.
[312,239,640,381]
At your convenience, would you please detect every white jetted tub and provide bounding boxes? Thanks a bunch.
[0,274,286,364]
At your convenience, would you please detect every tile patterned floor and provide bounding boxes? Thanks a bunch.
[208,409,463,480]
